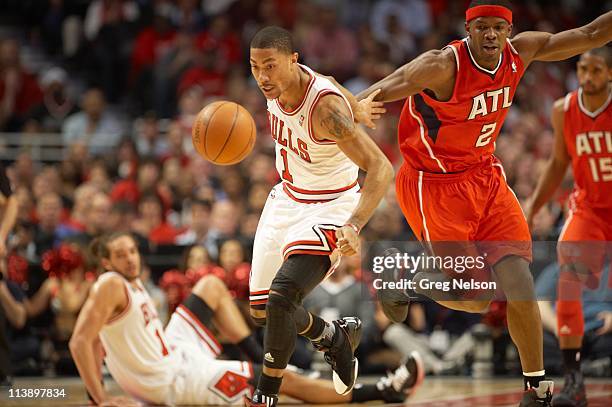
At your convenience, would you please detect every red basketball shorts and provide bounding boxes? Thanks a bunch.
[395,159,532,269]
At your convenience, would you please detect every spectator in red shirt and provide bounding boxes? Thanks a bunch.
[130,9,176,112]
[110,157,170,210]
[0,39,43,131]
[130,10,176,82]
[194,14,240,73]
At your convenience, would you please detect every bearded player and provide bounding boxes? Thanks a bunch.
[526,47,611,407]
[69,232,423,406]
[351,1,611,405]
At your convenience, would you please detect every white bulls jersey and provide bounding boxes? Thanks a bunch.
[98,273,178,403]
[266,64,359,201]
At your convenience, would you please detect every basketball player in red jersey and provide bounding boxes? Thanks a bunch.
[526,48,611,407]
[352,0,612,405]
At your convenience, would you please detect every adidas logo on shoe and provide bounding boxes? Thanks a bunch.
[264,353,275,363]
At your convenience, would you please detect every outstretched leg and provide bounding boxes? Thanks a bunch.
[493,256,545,387]
[188,275,263,362]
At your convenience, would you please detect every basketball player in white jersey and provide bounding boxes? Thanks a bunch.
[70,232,423,406]
[246,26,418,407]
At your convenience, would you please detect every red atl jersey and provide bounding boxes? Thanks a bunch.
[562,88,612,210]
[398,38,525,173]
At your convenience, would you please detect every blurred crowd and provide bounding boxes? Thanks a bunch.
[0,0,610,380]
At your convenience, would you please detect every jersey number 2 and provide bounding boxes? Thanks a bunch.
[475,123,496,147]
[279,148,294,183]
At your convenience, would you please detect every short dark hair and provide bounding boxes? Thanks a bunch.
[90,232,136,261]
[468,0,512,10]
[584,46,612,68]
[250,26,294,54]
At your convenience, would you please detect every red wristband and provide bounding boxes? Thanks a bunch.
[344,223,361,235]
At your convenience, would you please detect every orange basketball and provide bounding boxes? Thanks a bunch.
[192,101,256,165]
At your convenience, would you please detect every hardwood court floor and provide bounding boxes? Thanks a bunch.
[1,376,611,406]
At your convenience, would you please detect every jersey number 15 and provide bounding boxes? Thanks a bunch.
[588,157,612,182]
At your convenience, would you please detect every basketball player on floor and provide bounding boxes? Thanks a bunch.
[70,232,422,406]
[351,1,611,405]
[526,47,611,407]
[246,26,415,407]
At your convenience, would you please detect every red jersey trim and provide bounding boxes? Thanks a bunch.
[275,67,314,115]
[282,180,359,203]
[282,225,339,259]
[176,308,221,356]
[308,89,342,145]
[176,304,222,354]
[106,283,131,325]
[284,179,358,195]
[249,289,270,296]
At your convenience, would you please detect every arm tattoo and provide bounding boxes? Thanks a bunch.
[320,106,354,140]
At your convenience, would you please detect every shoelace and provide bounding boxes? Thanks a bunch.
[377,365,410,393]
[390,365,410,392]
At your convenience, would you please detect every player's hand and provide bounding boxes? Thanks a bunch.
[335,225,360,256]
[354,89,386,129]
[595,311,612,335]
[99,396,143,407]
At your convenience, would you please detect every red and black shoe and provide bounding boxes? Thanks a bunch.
[520,381,554,407]
[552,371,587,407]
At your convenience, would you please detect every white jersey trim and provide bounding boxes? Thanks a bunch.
[463,38,503,76]
[417,171,431,241]
[446,44,460,71]
[578,86,612,118]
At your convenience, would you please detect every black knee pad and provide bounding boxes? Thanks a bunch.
[181,293,214,327]
[264,292,298,369]
[268,254,332,305]
[269,273,302,309]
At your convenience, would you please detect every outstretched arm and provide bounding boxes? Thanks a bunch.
[355,48,456,103]
[513,11,612,64]
[315,73,386,128]
[312,94,394,255]
[525,98,570,228]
